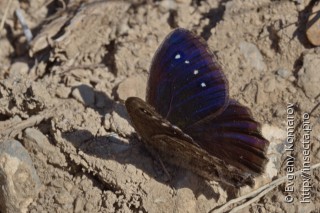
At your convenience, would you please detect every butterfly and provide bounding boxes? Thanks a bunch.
[125,28,269,187]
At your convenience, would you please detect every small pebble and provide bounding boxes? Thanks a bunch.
[0,139,42,213]
[306,4,320,46]
[159,0,177,12]
[276,68,291,79]
[297,52,320,98]
[9,61,29,76]
[239,41,267,72]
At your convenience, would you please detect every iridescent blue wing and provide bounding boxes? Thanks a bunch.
[147,28,228,129]
[184,100,269,174]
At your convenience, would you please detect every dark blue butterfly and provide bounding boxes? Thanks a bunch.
[125,28,269,187]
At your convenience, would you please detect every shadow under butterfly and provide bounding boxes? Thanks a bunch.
[125,28,269,188]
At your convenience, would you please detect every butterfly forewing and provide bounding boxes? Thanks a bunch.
[147,28,229,129]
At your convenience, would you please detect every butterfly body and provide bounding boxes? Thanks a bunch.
[125,28,269,187]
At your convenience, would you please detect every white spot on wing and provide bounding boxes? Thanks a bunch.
[201,82,206,87]
[172,126,180,131]
[175,54,181,59]
[193,70,198,75]
[185,60,190,64]
[161,122,170,127]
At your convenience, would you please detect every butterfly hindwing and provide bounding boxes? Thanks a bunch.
[185,100,269,174]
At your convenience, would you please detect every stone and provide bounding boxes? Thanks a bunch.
[262,124,287,178]
[103,113,112,130]
[24,128,67,166]
[0,139,42,213]
[239,41,266,72]
[276,68,291,79]
[9,61,29,77]
[159,0,177,12]
[298,52,320,98]
[306,3,320,46]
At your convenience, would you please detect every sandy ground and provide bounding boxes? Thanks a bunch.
[0,0,320,212]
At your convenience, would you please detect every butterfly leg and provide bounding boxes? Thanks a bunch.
[144,144,172,181]
[156,154,172,181]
